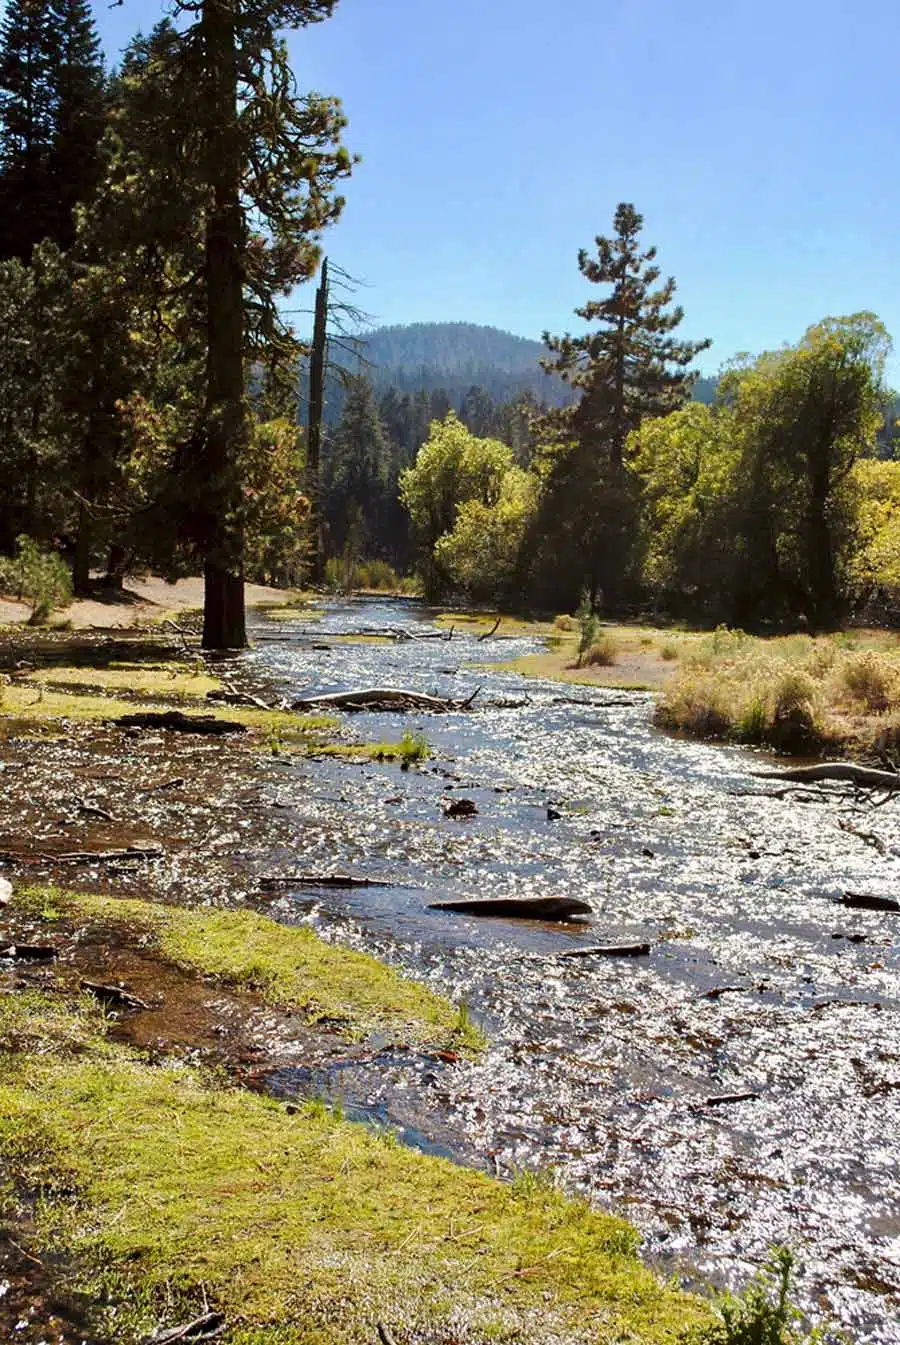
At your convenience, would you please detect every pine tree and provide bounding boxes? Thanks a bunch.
[0,0,57,259]
[0,0,106,260]
[543,202,710,467]
[323,375,387,559]
[47,0,106,251]
[533,203,711,608]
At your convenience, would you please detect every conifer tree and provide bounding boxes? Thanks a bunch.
[47,0,106,251]
[0,0,57,259]
[532,203,710,608]
[0,0,106,260]
[543,203,710,467]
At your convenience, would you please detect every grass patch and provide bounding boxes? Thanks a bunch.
[28,659,222,699]
[13,888,470,1047]
[312,730,430,764]
[656,625,900,755]
[0,990,709,1345]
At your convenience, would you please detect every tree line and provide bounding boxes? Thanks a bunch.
[0,0,351,646]
[399,204,898,631]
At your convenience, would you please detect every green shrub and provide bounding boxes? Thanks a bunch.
[660,641,680,661]
[575,596,600,666]
[694,1246,825,1344]
[0,535,72,623]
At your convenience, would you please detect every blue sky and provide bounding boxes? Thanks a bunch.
[93,0,900,377]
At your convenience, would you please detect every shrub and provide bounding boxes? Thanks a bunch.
[553,613,576,632]
[574,597,599,666]
[660,641,680,661]
[838,652,896,712]
[655,675,732,739]
[0,536,72,623]
[693,1246,824,1345]
[581,633,618,667]
[357,559,400,591]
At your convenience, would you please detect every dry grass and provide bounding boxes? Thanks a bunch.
[656,625,900,755]
[578,632,618,667]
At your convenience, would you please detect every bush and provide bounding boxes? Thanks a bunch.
[839,652,896,712]
[553,613,576,632]
[660,641,680,661]
[655,675,733,740]
[0,536,72,623]
[357,560,400,591]
[574,597,599,666]
[694,1246,825,1345]
[581,633,618,667]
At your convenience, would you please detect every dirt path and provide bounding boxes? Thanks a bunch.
[0,574,305,629]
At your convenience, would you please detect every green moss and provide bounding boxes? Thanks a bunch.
[312,731,430,763]
[14,888,475,1047]
[0,992,709,1345]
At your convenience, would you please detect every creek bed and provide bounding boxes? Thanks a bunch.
[248,598,900,1343]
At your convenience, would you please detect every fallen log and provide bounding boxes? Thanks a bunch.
[701,985,748,1000]
[0,943,57,961]
[704,1091,760,1106]
[291,687,468,713]
[559,942,651,958]
[752,762,900,791]
[80,978,151,1011]
[259,873,396,890]
[429,895,592,921]
[115,710,247,735]
[206,688,273,711]
[841,891,900,913]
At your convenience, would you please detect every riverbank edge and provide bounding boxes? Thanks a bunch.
[0,618,717,1344]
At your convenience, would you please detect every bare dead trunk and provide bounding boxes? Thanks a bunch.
[200,0,247,650]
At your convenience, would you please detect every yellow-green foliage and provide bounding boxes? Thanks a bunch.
[315,731,429,763]
[0,992,708,1345]
[852,457,900,588]
[657,625,900,749]
[18,889,472,1047]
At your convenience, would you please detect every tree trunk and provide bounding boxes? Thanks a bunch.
[104,542,127,590]
[306,256,328,585]
[200,0,247,651]
[72,500,91,596]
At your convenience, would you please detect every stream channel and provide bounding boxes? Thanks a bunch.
[244,597,899,1343]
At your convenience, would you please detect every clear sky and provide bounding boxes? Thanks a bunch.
[91,0,900,377]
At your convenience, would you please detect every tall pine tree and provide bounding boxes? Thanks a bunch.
[531,203,711,608]
[542,203,710,467]
[0,0,105,260]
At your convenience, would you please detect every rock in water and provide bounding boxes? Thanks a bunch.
[428,895,591,921]
[0,877,11,907]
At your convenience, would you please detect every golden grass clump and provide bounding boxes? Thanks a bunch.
[580,632,618,667]
[837,651,898,713]
[552,613,577,631]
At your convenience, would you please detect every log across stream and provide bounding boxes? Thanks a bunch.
[247,597,900,1344]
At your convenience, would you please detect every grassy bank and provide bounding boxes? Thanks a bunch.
[0,988,710,1345]
[655,625,900,756]
[13,887,475,1047]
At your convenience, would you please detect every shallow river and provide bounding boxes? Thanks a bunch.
[246,598,900,1342]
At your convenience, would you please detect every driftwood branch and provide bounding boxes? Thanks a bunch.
[559,942,651,958]
[752,762,900,791]
[259,873,396,890]
[478,616,502,641]
[291,688,473,714]
[841,891,900,913]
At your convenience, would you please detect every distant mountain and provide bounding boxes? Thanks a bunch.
[337,321,572,409]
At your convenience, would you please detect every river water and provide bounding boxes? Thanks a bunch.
[246,598,900,1343]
